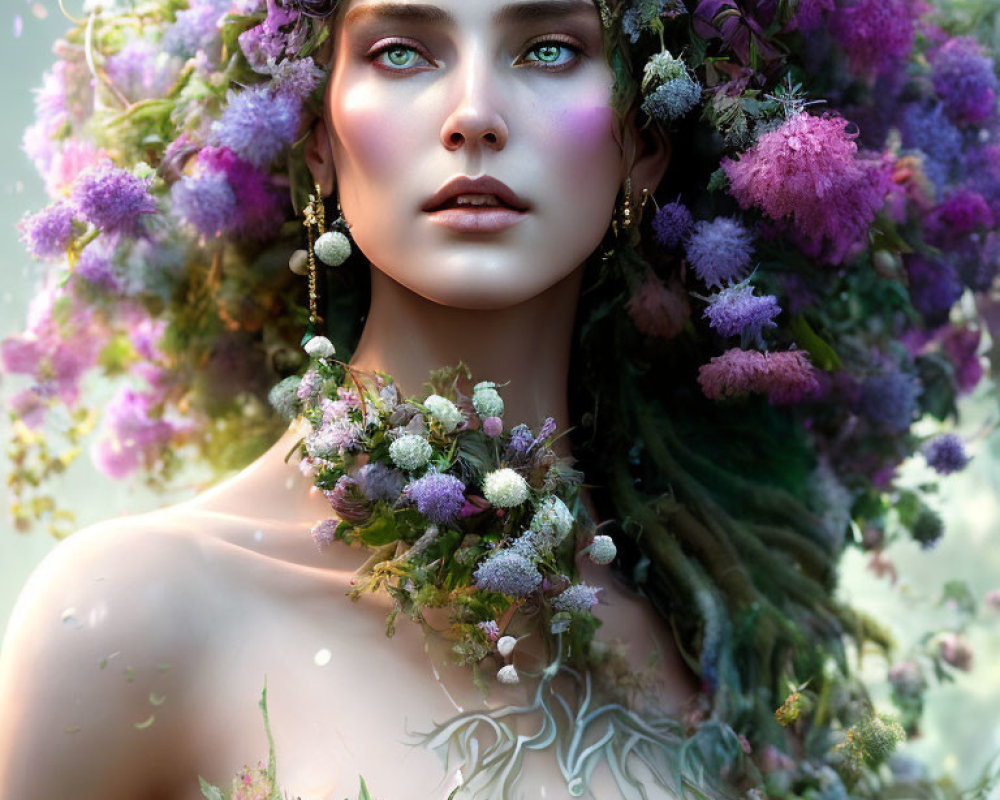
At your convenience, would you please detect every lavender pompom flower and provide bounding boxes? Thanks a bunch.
[266,57,326,101]
[702,279,781,345]
[652,200,693,249]
[922,434,971,475]
[482,467,530,508]
[311,518,339,547]
[72,164,156,236]
[474,550,542,596]
[19,201,77,259]
[211,85,300,170]
[356,462,406,502]
[170,169,235,238]
[305,419,362,458]
[551,584,602,614]
[162,0,229,60]
[685,217,754,288]
[931,37,999,127]
[859,371,921,433]
[506,424,535,459]
[404,472,466,524]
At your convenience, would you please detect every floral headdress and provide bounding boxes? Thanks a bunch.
[5,0,1000,796]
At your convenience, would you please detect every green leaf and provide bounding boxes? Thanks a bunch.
[358,776,374,800]
[198,776,226,800]
[788,314,842,371]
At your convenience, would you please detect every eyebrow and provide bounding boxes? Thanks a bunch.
[343,1,598,28]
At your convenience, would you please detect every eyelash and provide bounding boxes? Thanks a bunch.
[367,36,583,73]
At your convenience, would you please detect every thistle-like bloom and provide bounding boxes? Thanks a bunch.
[587,535,617,566]
[931,37,999,127]
[211,85,300,170]
[684,217,754,288]
[323,475,371,524]
[702,279,780,344]
[698,348,820,405]
[72,163,157,236]
[19,201,77,259]
[922,434,970,475]
[389,434,433,471]
[355,462,406,502]
[196,147,284,239]
[642,78,702,123]
[472,381,504,418]
[530,496,574,539]
[652,200,693,249]
[626,271,690,339]
[424,394,463,433]
[404,472,466,525]
[474,550,542,596]
[482,468,530,508]
[722,112,890,265]
[551,584,602,614]
[162,0,229,60]
[305,419,361,459]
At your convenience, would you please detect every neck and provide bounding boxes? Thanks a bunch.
[349,266,585,456]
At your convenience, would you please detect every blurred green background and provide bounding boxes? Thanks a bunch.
[0,0,998,792]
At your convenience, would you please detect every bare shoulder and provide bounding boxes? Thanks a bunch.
[0,513,213,800]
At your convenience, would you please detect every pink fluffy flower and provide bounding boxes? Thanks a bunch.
[721,112,891,265]
[698,348,819,404]
[626,271,690,339]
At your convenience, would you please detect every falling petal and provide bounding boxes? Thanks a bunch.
[314,647,332,667]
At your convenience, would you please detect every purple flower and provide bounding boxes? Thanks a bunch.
[474,550,542,597]
[267,57,326,101]
[792,0,835,33]
[722,112,890,265]
[685,217,754,288]
[923,434,970,475]
[698,348,819,404]
[652,200,693,249]
[702,279,780,344]
[91,388,177,479]
[305,419,362,458]
[859,371,920,433]
[899,103,963,193]
[356,462,406,502]
[197,147,284,238]
[905,254,962,326]
[927,190,994,243]
[942,326,983,394]
[506,424,535,458]
[311,518,339,547]
[828,0,917,78]
[76,236,121,291]
[931,37,999,126]
[536,417,557,443]
[482,416,503,437]
[71,164,157,236]
[477,620,500,641]
[210,86,301,170]
[171,169,236,238]
[323,475,371,524]
[19,201,77,259]
[238,0,302,69]
[404,472,467,524]
[104,39,180,102]
[162,0,229,61]
[551,583,602,614]
[641,77,701,123]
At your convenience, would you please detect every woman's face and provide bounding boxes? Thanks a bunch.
[317,0,628,310]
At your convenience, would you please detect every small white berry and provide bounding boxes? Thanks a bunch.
[497,636,517,658]
[497,664,519,684]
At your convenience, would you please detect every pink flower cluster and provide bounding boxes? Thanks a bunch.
[626,271,690,339]
[698,348,819,404]
[722,112,890,265]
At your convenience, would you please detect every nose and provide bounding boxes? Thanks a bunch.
[440,48,508,152]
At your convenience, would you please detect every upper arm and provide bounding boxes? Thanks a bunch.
[0,520,206,800]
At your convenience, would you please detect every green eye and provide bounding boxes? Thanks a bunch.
[523,41,578,68]
[385,47,416,67]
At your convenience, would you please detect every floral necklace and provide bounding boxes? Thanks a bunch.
[271,335,618,684]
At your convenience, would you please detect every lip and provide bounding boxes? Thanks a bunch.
[425,206,527,233]
[422,175,530,213]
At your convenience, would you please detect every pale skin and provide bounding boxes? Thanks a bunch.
[0,1,698,798]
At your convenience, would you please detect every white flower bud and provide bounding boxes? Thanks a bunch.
[423,394,463,433]
[304,336,335,359]
[497,635,517,658]
[497,664,519,684]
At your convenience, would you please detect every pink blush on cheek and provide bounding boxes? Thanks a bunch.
[556,104,619,155]
[334,94,417,178]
